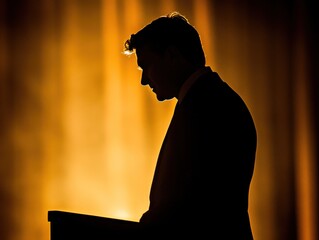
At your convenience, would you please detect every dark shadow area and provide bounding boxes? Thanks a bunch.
[48,211,140,239]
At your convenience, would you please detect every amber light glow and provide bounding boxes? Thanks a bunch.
[0,1,317,240]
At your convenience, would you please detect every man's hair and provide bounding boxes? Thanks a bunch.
[124,12,206,67]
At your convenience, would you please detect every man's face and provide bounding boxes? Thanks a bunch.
[136,46,176,101]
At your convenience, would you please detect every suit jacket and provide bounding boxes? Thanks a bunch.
[140,68,257,239]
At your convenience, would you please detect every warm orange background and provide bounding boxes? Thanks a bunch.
[0,0,318,240]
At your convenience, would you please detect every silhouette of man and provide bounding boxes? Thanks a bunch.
[124,12,257,239]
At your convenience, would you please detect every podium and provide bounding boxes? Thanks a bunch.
[48,210,140,240]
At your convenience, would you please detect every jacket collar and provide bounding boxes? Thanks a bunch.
[178,66,212,104]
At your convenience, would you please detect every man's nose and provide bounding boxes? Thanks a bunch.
[141,73,149,85]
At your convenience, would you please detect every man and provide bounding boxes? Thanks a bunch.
[124,12,257,239]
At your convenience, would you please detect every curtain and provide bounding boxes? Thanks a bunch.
[0,0,317,239]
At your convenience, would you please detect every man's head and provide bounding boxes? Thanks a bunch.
[124,12,206,101]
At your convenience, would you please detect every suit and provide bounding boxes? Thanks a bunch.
[140,67,257,239]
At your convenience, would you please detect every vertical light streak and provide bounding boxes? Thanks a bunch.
[102,0,132,220]
[39,1,64,239]
[193,0,215,67]
[121,0,154,220]
[293,2,318,239]
[59,0,88,211]
[293,23,318,240]
[58,0,107,216]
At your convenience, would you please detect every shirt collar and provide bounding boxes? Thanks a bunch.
[178,66,212,104]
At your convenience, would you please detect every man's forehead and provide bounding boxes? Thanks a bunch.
[136,45,151,57]
[136,46,154,65]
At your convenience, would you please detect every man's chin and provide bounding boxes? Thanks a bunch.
[157,95,173,102]
[156,95,167,101]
